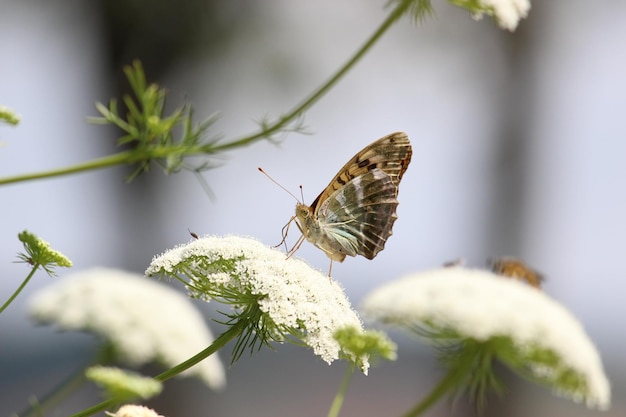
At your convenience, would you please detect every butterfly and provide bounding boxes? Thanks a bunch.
[281,132,412,276]
[490,257,544,289]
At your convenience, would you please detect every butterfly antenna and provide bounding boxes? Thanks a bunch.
[258,167,302,203]
[299,185,305,204]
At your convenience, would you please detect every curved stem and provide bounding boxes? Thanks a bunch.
[154,318,245,382]
[0,1,412,186]
[327,364,354,417]
[0,152,135,186]
[213,0,413,152]
[0,144,205,186]
[0,263,39,314]
[17,346,116,417]
[19,366,87,417]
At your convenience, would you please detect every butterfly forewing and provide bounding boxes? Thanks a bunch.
[310,132,412,212]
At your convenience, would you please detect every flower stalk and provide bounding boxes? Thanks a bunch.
[1,231,72,314]
[327,364,355,417]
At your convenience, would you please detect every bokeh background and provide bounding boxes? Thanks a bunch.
[1,0,625,416]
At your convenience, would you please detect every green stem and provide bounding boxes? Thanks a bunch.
[213,0,413,153]
[327,364,354,417]
[17,344,117,417]
[400,365,468,417]
[0,1,412,186]
[0,263,39,314]
[67,319,246,417]
[0,152,134,186]
[0,144,206,186]
[154,318,245,382]
[18,366,87,417]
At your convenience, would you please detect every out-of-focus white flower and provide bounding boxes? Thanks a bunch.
[450,0,530,31]
[29,268,225,389]
[146,235,369,373]
[106,404,165,417]
[362,267,610,409]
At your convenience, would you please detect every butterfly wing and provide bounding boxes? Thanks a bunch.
[310,132,412,214]
[315,168,400,260]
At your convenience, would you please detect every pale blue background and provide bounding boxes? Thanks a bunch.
[1,1,625,416]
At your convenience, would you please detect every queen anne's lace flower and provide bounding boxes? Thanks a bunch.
[362,267,610,409]
[146,235,369,373]
[106,404,165,417]
[450,0,530,31]
[29,268,225,389]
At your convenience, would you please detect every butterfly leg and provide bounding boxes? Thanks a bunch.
[328,259,333,279]
[273,216,296,249]
[286,234,306,259]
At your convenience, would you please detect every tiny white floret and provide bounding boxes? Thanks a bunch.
[451,0,530,31]
[106,404,165,417]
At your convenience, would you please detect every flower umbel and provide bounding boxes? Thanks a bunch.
[16,230,72,276]
[362,267,610,410]
[86,366,162,401]
[0,231,73,315]
[0,105,20,125]
[146,235,369,373]
[449,0,530,31]
[334,326,397,366]
[106,404,166,417]
[28,268,226,389]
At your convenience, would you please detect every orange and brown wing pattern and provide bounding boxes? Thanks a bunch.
[310,132,412,213]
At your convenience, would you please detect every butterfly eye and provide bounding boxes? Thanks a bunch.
[299,208,309,218]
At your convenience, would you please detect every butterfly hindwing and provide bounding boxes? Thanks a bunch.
[316,168,399,260]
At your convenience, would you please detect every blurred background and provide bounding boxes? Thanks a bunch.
[1,0,625,416]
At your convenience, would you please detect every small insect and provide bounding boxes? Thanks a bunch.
[442,258,465,268]
[188,229,199,240]
[490,257,544,289]
[264,132,412,276]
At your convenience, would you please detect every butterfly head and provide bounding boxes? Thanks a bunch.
[295,203,314,234]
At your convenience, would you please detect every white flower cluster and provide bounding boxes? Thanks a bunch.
[362,267,610,409]
[147,235,369,373]
[29,268,226,389]
[106,404,165,417]
[451,0,530,31]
